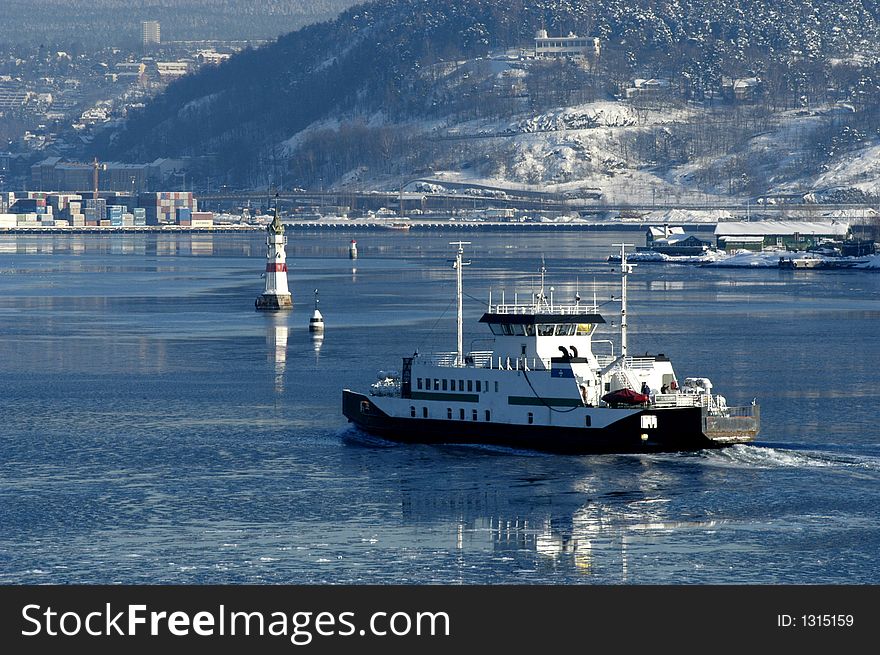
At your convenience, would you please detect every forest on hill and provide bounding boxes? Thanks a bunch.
[93,0,880,198]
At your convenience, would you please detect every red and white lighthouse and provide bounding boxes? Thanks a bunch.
[255,201,292,310]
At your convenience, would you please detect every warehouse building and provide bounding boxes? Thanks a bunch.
[714,221,851,251]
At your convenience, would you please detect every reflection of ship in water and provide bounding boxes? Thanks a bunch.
[388,455,715,579]
[265,312,289,394]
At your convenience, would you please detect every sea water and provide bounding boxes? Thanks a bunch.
[0,230,878,584]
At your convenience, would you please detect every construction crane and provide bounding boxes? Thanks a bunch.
[92,157,107,200]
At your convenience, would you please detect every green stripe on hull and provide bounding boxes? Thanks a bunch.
[508,396,583,407]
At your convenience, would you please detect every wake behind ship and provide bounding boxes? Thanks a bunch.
[343,243,759,454]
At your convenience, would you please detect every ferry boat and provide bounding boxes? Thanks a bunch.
[342,243,760,454]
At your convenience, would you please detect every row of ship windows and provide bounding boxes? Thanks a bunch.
[487,323,593,337]
[408,406,592,427]
[417,378,499,393]
[411,406,491,421]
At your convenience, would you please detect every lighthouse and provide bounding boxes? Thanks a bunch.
[255,197,293,310]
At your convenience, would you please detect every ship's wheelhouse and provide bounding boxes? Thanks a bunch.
[479,311,606,368]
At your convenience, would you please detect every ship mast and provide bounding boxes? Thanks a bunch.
[613,243,634,357]
[450,241,471,367]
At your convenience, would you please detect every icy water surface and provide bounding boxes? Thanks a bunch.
[0,230,878,584]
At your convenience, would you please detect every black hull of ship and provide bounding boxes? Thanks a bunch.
[343,391,731,455]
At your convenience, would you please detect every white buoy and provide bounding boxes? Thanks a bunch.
[349,239,358,259]
[309,288,324,333]
[255,195,292,310]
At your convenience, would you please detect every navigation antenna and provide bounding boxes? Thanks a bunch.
[450,241,471,367]
[536,255,548,309]
[612,243,635,357]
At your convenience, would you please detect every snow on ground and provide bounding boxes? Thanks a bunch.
[625,250,880,269]
[513,101,697,133]
[855,254,880,269]
[625,250,729,264]
[642,208,734,223]
[667,107,829,197]
[814,140,880,195]
[280,117,342,155]
[705,251,790,267]
[704,251,878,268]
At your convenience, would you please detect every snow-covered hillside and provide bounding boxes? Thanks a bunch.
[288,95,880,205]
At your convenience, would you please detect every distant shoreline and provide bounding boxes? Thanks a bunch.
[0,221,718,234]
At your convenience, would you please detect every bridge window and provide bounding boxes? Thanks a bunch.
[416,378,423,390]
[576,324,593,336]
[495,381,499,393]
[502,324,514,336]
[433,378,440,390]
[488,324,503,336]
[410,406,416,417]
[423,407,428,418]
[537,324,555,336]
[467,380,473,392]
[472,409,478,421]
[527,412,534,424]
[512,324,526,336]
[475,380,481,392]
[485,410,491,421]
[459,408,465,420]
[524,324,535,336]
[555,324,575,336]
[458,380,464,391]
[442,379,448,391]
[447,408,452,419]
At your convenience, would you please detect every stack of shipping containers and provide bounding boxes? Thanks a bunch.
[83,198,107,226]
[138,192,196,225]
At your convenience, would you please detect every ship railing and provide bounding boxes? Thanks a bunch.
[414,351,555,371]
[414,351,495,368]
[596,355,656,370]
[492,303,599,315]
[651,394,759,418]
[650,393,706,408]
[722,404,759,418]
[492,356,550,371]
